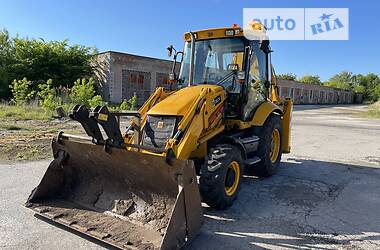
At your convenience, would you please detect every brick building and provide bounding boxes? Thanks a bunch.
[95,51,354,105]
[277,79,354,104]
[95,51,174,105]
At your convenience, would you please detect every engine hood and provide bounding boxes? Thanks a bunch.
[147,85,223,116]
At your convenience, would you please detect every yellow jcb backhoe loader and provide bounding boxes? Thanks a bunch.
[25,23,292,249]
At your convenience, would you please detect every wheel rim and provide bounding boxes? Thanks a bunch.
[225,161,240,196]
[270,128,281,163]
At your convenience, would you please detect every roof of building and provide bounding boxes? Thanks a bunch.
[95,51,173,63]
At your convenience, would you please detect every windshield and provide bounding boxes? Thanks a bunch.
[178,38,245,93]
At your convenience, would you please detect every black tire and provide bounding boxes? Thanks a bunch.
[199,144,244,210]
[252,114,283,177]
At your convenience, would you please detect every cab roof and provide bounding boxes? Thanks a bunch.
[183,27,244,41]
[183,23,266,41]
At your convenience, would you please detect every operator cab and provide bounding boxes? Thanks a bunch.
[169,26,271,121]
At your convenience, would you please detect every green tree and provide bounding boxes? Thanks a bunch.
[298,75,322,85]
[277,73,297,81]
[326,71,357,90]
[0,29,15,99]
[353,85,366,94]
[357,73,380,102]
[0,28,97,100]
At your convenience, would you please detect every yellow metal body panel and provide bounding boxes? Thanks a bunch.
[135,85,225,160]
[281,98,293,153]
[171,85,226,159]
[225,101,282,129]
[251,101,282,126]
[148,85,222,116]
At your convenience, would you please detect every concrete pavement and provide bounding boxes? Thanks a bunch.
[1,105,380,249]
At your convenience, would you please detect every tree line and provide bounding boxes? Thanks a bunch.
[278,72,380,102]
[0,28,139,112]
[1,28,379,104]
[0,28,96,100]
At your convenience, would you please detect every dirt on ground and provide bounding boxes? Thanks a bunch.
[0,115,133,162]
[0,118,83,162]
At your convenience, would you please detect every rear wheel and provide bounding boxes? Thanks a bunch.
[252,114,283,177]
[199,144,244,210]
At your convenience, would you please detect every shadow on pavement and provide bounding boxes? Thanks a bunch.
[189,158,380,249]
[31,158,380,249]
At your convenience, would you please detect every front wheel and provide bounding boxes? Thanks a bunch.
[199,144,244,210]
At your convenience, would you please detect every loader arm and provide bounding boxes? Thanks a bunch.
[139,87,172,124]
[166,87,225,160]
[124,87,172,144]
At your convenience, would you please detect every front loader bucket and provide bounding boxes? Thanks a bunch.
[25,135,203,249]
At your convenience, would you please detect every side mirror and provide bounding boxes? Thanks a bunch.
[167,45,174,58]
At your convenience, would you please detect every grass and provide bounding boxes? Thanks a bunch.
[0,104,53,121]
[15,144,44,160]
[0,124,23,130]
[0,139,50,162]
[367,101,380,119]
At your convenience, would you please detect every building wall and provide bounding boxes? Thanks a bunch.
[95,51,173,104]
[277,79,354,104]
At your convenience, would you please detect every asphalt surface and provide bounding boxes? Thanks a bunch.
[1,105,380,249]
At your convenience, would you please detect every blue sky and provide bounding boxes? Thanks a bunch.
[0,0,378,81]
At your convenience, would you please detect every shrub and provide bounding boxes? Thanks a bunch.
[37,79,62,111]
[371,84,380,102]
[41,94,62,111]
[119,99,130,111]
[9,78,36,105]
[69,78,96,106]
[38,79,55,100]
[367,101,380,119]
[129,94,137,110]
[89,95,107,108]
